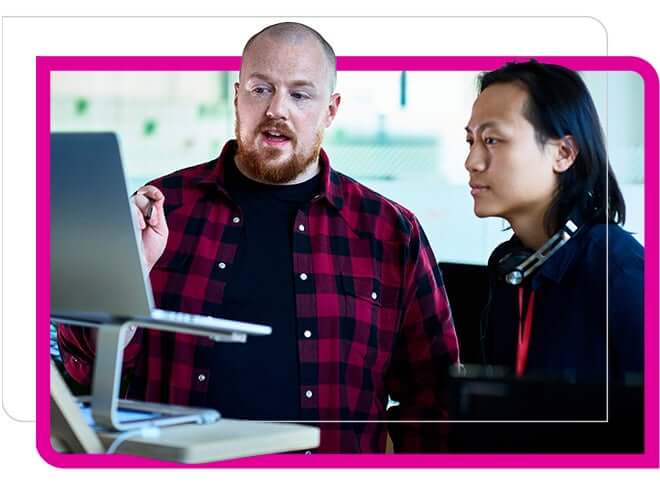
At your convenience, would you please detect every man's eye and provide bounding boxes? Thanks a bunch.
[291,92,309,100]
[252,87,270,95]
[484,137,498,145]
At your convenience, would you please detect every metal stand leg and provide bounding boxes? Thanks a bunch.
[52,313,252,432]
[91,322,133,430]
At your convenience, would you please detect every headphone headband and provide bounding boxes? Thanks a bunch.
[496,215,582,286]
[500,219,580,285]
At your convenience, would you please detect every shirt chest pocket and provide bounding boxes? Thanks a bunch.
[340,274,382,309]
[338,273,399,353]
[335,235,402,350]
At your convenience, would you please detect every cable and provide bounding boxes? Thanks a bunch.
[105,426,161,454]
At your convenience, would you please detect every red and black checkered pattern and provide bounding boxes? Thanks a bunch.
[58,140,459,452]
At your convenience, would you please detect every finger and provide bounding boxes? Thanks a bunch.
[134,186,165,222]
[146,195,167,228]
[146,204,169,236]
[132,192,152,213]
[131,202,146,230]
[136,185,164,202]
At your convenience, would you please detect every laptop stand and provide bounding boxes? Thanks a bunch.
[51,359,321,462]
[52,316,248,431]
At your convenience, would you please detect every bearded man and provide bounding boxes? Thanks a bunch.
[58,22,460,453]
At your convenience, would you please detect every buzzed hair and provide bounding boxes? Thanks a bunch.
[241,22,337,93]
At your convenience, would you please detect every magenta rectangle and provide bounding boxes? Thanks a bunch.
[36,56,659,468]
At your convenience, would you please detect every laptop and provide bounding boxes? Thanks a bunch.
[50,132,272,431]
[51,132,271,339]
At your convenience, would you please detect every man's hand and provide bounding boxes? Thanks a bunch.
[131,185,169,272]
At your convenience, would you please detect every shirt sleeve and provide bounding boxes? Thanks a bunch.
[57,324,143,388]
[385,216,460,452]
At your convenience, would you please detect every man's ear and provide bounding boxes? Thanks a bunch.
[324,93,341,128]
[234,82,240,107]
[553,135,579,173]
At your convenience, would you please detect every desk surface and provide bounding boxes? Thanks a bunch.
[97,419,320,463]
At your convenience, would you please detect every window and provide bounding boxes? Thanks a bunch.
[51,70,644,264]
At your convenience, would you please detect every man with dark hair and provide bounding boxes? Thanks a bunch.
[58,22,460,453]
[466,60,642,384]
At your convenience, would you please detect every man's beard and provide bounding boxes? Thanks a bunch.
[235,115,323,184]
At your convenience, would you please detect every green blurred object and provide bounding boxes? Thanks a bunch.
[74,97,89,116]
[143,119,158,136]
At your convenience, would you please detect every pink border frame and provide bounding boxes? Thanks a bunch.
[36,56,659,468]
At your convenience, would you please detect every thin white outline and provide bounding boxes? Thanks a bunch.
[1,17,625,436]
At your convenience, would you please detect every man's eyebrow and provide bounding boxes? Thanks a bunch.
[289,79,316,89]
[246,72,273,83]
[465,121,503,134]
[246,73,316,89]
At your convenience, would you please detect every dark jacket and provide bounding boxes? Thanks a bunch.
[483,223,644,385]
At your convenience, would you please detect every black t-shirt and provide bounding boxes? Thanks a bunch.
[205,159,320,420]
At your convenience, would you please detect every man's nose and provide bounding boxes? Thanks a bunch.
[465,146,487,173]
[265,90,288,120]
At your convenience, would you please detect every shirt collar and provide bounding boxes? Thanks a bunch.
[193,140,344,211]
[532,226,590,287]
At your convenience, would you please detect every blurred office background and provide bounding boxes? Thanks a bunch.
[51,71,644,265]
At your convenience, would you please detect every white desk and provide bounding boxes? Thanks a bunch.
[51,361,320,463]
[96,419,320,463]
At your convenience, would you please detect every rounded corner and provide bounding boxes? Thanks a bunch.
[582,15,609,43]
[623,56,660,88]
[36,436,70,469]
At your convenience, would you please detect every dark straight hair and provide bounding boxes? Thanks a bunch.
[478,60,626,235]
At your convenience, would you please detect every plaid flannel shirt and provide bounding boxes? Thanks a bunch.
[58,140,460,453]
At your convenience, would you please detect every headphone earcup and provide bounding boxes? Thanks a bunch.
[494,248,534,284]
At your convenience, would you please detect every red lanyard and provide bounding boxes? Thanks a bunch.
[516,287,536,377]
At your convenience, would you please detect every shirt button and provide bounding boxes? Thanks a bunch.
[300,273,308,281]
[197,374,206,382]
[218,262,226,269]
[304,450,312,455]
[303,330,312,338]
[232,216,241,224]
[298,224,305,232]
[305,390,313,399]
[371,291,378,300]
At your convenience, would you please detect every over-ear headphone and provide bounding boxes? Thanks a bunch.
[480,205,590,365]
[493,211,583,286]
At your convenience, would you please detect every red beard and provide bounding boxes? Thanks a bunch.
[235,115,322,184]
